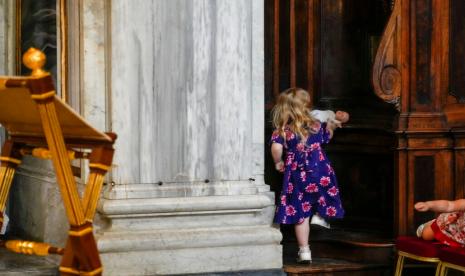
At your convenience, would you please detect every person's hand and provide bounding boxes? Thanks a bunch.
[275,161,284,172]
[335,111,349,124]
[415,202,429,212]
[327,127,334,138]
[326,121,337,138]
[332,119,342,128]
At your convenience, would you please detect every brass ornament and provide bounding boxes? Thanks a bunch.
[22,48,49,77]
[5,240,51,256]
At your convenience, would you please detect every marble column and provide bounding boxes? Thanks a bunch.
[0,0,15,76]
[0,0,14,144]
[93,0,282,275]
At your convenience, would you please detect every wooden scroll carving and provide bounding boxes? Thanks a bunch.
[372,0,402,110]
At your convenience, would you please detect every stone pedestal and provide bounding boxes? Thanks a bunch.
[98,182,281,275]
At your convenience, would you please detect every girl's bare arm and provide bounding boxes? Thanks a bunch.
[271,143,284,172]
[271,143,283,163]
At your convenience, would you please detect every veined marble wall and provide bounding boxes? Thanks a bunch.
[0,0,15,77]
[0,0,12,226]
[0,0,6,76]
[110,0,257,184]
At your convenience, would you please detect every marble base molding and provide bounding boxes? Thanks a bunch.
[97,183,282,275]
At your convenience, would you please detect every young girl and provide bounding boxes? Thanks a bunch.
[270,88,345,263]
[294,89,349,229]
[415,199,465,247]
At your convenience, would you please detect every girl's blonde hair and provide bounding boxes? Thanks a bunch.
[271,87,316,140]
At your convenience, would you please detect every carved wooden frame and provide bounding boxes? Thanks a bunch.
[15,0,70,102]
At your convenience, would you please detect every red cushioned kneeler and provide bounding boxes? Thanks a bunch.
[395,236,443,276]
[396,236,444,257]
[437,246,465,275]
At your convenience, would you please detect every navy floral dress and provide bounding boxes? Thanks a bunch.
[271,123,344,224]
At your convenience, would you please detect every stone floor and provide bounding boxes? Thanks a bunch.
[0,247,59,275]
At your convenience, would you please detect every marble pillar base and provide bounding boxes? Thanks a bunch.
[9,159,68,246]
[100,244,282,276]
[97,182,282,275]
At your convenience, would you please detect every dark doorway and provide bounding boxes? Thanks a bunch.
[264,0,397,237]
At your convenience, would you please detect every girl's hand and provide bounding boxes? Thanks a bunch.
[415,202,429,212]
[275,161,285,172]
[327,121,337,138]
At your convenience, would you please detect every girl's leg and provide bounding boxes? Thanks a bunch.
[295,217,311,263]
[420,221,435,240]
[295,217,310,247]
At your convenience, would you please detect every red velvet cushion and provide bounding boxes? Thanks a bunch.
[438,246,465,266]
[396,236,442,258]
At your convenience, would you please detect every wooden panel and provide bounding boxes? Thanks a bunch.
[327,134,394,231]
[406,148,454,234]
[295,0,309,89]
[265,0,318,105]
[289,0,296,87]
[395,136,408,235]
[453,130,465,199]
[278,0,291,93]
[318,0,346,101]
[450,0,465,103]
[264,0,274,109]
[435,150,454,200]
[412,0,432,107]
[412,155,435,229]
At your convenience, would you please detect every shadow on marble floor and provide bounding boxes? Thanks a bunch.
[0,247,59,275]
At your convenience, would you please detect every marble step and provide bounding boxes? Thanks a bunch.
[97,225,282,253]
[103,180,263,199]
[98,193,276,231]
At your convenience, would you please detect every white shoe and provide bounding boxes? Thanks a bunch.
[297,248,312,264]
[1,213,8,235]
[416,220,434,238]
[311,213,330,229]
[416,224,425,238]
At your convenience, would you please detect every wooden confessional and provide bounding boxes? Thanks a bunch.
[265,0,465,237]
[373,0,465,235]
[0,48,116,275]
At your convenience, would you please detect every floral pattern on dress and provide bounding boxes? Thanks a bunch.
[270,123,344,224]
[435,211,465,246]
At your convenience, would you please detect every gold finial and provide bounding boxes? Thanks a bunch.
[22,47,49,77]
